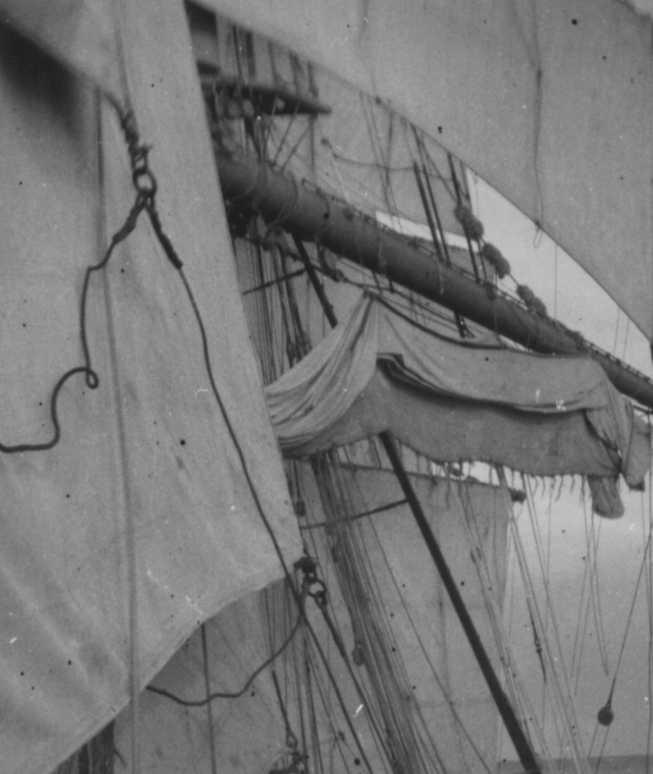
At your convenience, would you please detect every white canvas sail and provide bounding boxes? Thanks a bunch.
[0,4,300,774]
[0,0,120,98]
[2,3,651,772]
[189,8,467,239]
[114,466,511,774]
[201,0,653,339]
[8,2,648,341]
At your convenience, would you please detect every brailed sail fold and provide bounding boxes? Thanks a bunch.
[266,294,651,517]
[0,4,300,774]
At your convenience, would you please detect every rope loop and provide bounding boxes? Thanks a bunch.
[120,109,157,201]
[132,163,157,199]
[117,108,183,271]
[85,369,100,390]
[295,554,328,608]
[307,579,327,608]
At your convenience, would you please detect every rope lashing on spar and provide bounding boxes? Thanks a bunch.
[454,202,484,241]
[454,199,550,318]
[453,191,549,317]
[516,283,548,317]
[480,242,511,279]
[453,200,512,283]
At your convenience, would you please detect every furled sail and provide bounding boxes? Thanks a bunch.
[114,466,511,774]
[0,4,300,774]
[202,0,653,339]
[267,293,651,517]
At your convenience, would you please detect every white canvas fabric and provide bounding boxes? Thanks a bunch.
[266,294,650,517]
[115,466,510,774]
[0,0,121,99]
[5,0,650,335]
[0,5,300,774]
[204,0,653,338]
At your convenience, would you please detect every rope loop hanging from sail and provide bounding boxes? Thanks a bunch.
[0,103,187,455]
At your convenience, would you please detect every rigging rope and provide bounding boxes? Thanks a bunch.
[570,496,601,697]
[313,457,447,773]
[360,94,396,216]
[6,88,405,773]
[510,476,590,774]
[459,478,554,763]
[255,229,391,773]
[357,476,496,774]
[0,192,142,453]
[147,607,302,706]
[200,625,219,774]
[588,514,653,768]
[335,464,464,770]
[242,215,399,773]
[295,243,477,771]
[587,506,610,675]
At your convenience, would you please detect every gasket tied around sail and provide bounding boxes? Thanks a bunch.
[265,293,651,518]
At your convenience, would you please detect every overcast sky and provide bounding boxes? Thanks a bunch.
[471,173,653,764]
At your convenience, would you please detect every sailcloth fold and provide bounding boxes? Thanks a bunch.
[0,4,299,774]
[267,294,651,517]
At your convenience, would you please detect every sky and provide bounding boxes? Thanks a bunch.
[470,175,653,766]
[466,9,653,758]
[290,0,653,763]
[331,2,653,757]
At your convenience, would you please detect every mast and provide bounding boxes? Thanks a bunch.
[381,433,542,774]
[297,238,542,773]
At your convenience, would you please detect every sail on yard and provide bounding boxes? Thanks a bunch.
[0,2,652,774]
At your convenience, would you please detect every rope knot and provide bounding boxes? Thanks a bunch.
[120,110,157,200]
[118,108,182,270]
[480,242,511,279]
[517,284,547,317]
